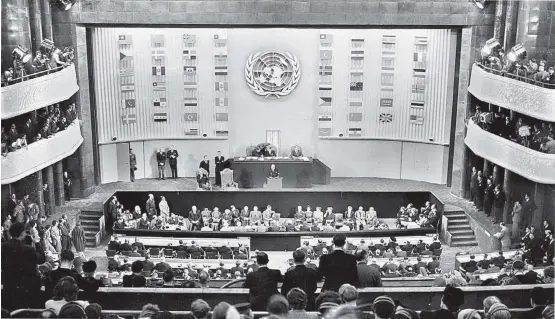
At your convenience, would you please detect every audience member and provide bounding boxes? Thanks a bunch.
[244,252,283,311]
[266,294,289,319]
[421,285,464,319]
[373,296,396,319]
[45,276,90,315]
[122,260,146,287]
[45,250,99,296]
[281,250,318,310]
[354,249,382,287]
[518,286,548,318]
[212,302,241,319]
[338,284,358,307]
[318,234,358,291]
[315,291,341,318]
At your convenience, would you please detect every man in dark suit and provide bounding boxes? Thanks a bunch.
[427,256,440,274]
[354,250,382,287]
[214,151,224,186]
[7,193,17,217]
[1,222,46,311]
[167,146,179,179]
[243,252,283,311]
[129,148,137,182]
[420,286,464,319]
[281,250,319,310]
[268,164,279,178]
[45,250,99,296]
[517,287,548,319]
[429,236,441,251]
[122,260,147,287]
[146,194,157,218]
[484,179,494,217]
[318,234,358,292]
[107,196,118,233]
[199,155,210,175]
[156,148,167,180]
[469,167,477,203]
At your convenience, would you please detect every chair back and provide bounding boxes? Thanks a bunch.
[220,251,233,259]
[164,249,174,257]
[150,248,160,257]
[121,251,131,256]
[138,250,147,257]
[106,250,117,257]
[206,251,218,259]
[191,252,202,259]
[334,213,344,223]
[221,169,234,187]
[176,251,188,259]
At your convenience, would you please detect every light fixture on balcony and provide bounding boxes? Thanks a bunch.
[11,46,32,64]
[40,38,55,55]
[53,0,76,11]
[481,38,502,58]
[507,44,527,62]
[469,0,492,9]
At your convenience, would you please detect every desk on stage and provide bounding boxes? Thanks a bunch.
[233,157,312,188]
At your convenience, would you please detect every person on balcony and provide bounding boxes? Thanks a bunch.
[49,48,66,69]
[32,51,48,73]
[57,117,68,131]
[533,65,550,83]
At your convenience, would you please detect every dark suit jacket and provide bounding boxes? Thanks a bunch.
[108,201,118,219]
[281,265,319,309]
[318,250,358,291]
[215,156,224,169]
[268,168,279,178]
[156,152,166,165]
[517,306,545,319]
[356,263,382,288]
[167,150,178,166]
[199,160,210,174]
[46,267,100,295]
[243,267,283,310]
[1,239,45,294]
[122,274,147,287]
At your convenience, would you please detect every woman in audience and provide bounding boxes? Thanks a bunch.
[159,196,170,223]
[485,302,511,319]
[45,276,90,315]
[457,309,481,319]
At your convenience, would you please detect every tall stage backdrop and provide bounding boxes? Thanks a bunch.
[91,28,457,184]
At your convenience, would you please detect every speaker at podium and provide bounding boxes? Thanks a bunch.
[264,177,283,189]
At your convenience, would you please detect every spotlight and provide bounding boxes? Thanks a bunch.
[53,0,76,11]
[507,44,527,62]
[470,0,492,9]
[40,38,55,55]
[481,38,501,58]
[11,46,32,64]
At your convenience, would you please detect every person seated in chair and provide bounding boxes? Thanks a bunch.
[189,206,201,231]
[201,222,212,232]
[294,206,306,224]
[201,208,212,227]
[250,206,262,226]
[131,237,145,251]
[305,205,314,225]
[211,207,222,231]
[234,221,245,232]
[355,206,366,231]
[344,206,355,228]
[284,219,295,232]
[268,164,279,178]
[114,217,126,230]
[220,220,233,232]
[196,168,211,190]
[222,209,233,226]
[299,222,312,232]
[167,212,179,225]
[240,206,250,226]
[268,220,281,232]
[262,205,274,226]
[312,206,324,226]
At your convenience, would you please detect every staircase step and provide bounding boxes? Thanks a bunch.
[451,240,478,247]
[446,214,467,220]
[449,229,475,235]
[80,215,101,221]
[448,224,472,230]
[81,220,98,226]
[82,225,99,231]
[451,235,476,241]
[444,211,465,216]
[448,219,470,224]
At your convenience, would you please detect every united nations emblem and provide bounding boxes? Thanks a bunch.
[245,51,301,98]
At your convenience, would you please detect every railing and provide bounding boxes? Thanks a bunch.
[475,61,555,89]
[465,121,555,184]
[468,63,555,122]
[1,120,83,184]
[1,64,79,120]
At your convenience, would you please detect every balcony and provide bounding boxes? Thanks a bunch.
[1,121,83,184]
[465,121,555,184]
[468,63,555,122]
[1,64,79,120]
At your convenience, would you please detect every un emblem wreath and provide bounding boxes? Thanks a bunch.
[245,52,301,98]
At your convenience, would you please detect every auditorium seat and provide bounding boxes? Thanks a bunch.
[176,251,188,259]
[150,248,161,257]
[190,251,203,259]
[164,248,174,258]
[106,250,117,257]
[206,251,218,259]
[220,251,233,259]
[121,251,131,256]
[138,250,147,257]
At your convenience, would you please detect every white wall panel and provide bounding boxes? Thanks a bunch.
[400,142,449,184]
[99,144,118,184]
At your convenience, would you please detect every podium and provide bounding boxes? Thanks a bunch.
[264,177,283,189]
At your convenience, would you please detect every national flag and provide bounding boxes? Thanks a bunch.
[121,84,135,92]
[184,82,197,89]
[215,82,228,92]
[183,34,196,46]
[183,98,198,107]
[152,66,166,76]
[381,87,394,92]
[319,83,332,91]
[350,82,363,91]
[412,84,425,94]
[121,113,136,125]
[318,115,332,122]
[216,113,228,121]
[349,101,363,107]
[411,101,424,108]
[185,128,199,136]
[380,98,393,107]
[153,82,166,91]
[214,47,228,57]
[119,52,133,62]
[215,97,228,107]
[382,35,396,43]
[351,50,364,57]
[118,35,132,45]
[320,50,333,60]
[379,113,393,123]
[153,112,168,122]
[120,68,134,76]
[151,34,165,47]
[410,115,424,125]
[184,113,198,121]
[319,65,332,76]
[318,128,332,136]
[348,128,362,137]
[320,34,333,46]
[184,66,197,75]
[214,33,227,45]
[215,66,228,75]
[123,99,136,108]
[414,52,426,63]
[153,98,167,107]
[151,50,165,60]
[183,50,197,59]
[413,69,426,78]
[216,130,229,136]
[349,113,362,121]
[415,36,428,45]
[319,97,332,107]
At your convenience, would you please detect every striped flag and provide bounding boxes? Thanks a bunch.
[215,66,228,75]
[351,50,364,57]
[121,113,136,125]
[320,50,333,60]
[153,98,167,107]
[319,83,332,91]
[350,82,363,91]
[153,112,168,122]
[119,52,133,62]
[380,98,393,107]
[184,113,198,121]
[215,82,228,92]
[349,113,362,121]
[123,99,136,108]
[184,98,198,107]
[215,97,228,107]
[413,69,426,78]
[118,35,132,45]
[152,66,166,76]
[121,84,135,92]
[151,50,165,60]
[184,66,197,75]
[348,128,362,137]
[319,97,332,107]
[410,115,424,125]
[153,82,166,91]
[214,47,228,57]
[415,36,428,45]
[185,128,199,136]
[411,101,424,108]
[182,34,196,46]
[216,130,229,136]
[379,113,393,123]
[183,50,197,59]
[318,115,332,122]
[184,81,197,89]
[414,52,426,63]
[120,68,134,76]
[349,101,363,107]
[320,34,333,46]
[215,113,228,121]
[318,128,332,136]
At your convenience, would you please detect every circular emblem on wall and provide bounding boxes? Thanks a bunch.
[245,51,301,98]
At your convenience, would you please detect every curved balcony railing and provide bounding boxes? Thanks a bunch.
[1,120,83,184]
[465,121,555,184]
[1,64,79,120]
[468,63,555,122]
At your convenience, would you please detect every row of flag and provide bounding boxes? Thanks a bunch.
[151,34,168,122]
[347,39,365,137]
[213,31,229,137]
[119,35,137,125]
[410,36,428,125]
[183,33,199,134]
[318,33,334,137]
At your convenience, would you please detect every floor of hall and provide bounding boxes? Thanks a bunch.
[50,177,493,273]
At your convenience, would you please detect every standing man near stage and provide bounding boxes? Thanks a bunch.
[200,155,210,176]
[167,146,179,179]
[146,194,157,218]
[129,148,137,182]
[156,148,167,180]
[318,234,358,292]
[215,151,225,186]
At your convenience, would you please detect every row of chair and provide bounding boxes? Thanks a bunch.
[107,248,249,260]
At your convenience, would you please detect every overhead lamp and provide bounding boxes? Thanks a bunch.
[12,46,32,64]
[480,38,502,58]
[53,0,76,11]
[470,0,492,9]
[507,44,527,62]
[40,38,55,55]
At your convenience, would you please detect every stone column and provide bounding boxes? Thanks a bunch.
[532,183,545,229]
[483,159,490,180]
[1,0,32,71]
[493,1,506,42]
[503,0,518,51]
[503,169,512,224]
[28,0,43,52]
[492,165,502,187]
[40,0,53,40]
[35,171,44,216]
[45,165,55,216]
[54,161,65,206]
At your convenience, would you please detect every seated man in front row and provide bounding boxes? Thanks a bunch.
[268,164,279,178]
[294,206,306,224]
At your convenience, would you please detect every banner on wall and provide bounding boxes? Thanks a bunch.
[119,34,136,125]
[151,34,167,123]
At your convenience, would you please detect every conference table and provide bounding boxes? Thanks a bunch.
[232,157,313,188]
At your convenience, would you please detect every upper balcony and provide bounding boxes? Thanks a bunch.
[1,120,83,184]
[465,121,555,184]
[468,63,555,122]
[1,64,79,120]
